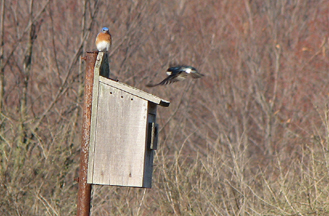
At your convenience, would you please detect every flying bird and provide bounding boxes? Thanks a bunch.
[146,65,204,87]
[95,27,112,52]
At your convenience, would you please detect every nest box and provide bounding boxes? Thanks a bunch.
[87,52,170,188]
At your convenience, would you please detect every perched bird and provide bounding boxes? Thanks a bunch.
[146,65,204,87]
[95,27,112,52]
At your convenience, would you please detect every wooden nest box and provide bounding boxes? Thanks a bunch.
[87,52,170,188]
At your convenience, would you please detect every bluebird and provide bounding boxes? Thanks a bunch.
[95,27,112,52]
[146,65,204,87]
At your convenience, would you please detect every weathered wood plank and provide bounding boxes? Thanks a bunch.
[143,102,158,187]
[87,52,102,183]
[99,76,170,107]
[88,52,111,183]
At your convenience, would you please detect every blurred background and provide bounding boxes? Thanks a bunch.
[1,0,329,215]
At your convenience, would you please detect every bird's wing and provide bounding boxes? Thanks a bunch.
[167,66,181,71]
[190,72,204,79]
[146,72,185,87]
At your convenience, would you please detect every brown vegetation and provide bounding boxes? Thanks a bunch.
[1,0,329,215]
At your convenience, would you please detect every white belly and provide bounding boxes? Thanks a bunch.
[97,41,111,51]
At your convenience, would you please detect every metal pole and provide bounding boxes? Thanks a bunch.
[77,51,98,216]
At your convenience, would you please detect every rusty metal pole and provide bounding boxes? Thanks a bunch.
[77,51,98,216]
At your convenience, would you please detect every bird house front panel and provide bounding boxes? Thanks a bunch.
[88,82,150,187]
